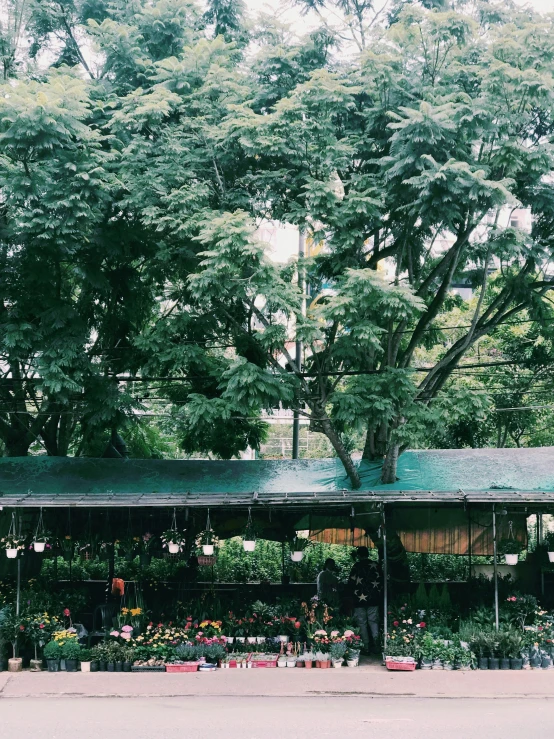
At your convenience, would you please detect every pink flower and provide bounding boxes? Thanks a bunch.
[63,608,71,617]
[110,630,120,637]
[39,624,45,629]
[121,632,131,640]
[122,625,133,633]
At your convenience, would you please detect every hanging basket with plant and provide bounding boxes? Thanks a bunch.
[290,534,311,562]
[497,539,524,565]
[544,532,554,562]
[242,508,257,552]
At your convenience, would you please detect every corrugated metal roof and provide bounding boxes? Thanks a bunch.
[0,448,553,507]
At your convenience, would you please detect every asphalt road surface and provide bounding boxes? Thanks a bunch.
[4,696,553,739]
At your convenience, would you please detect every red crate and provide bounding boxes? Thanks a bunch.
[166,663,199,673]
[385,659,416,672]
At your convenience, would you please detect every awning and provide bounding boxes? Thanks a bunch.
[0,446,553,507]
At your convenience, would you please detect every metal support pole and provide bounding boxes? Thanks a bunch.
[16,557,21,616]
[382,504,388,654]
[292,229,305,460]
[492,504,499,631]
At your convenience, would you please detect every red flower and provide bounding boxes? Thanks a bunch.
[19,625,25,631]
[294,621,301,629]
[39,624,45,629]
[419,622,426,628]
[63,608,71,617]
[393,621,399,627]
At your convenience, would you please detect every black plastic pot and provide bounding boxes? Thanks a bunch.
[488,658,500,670]
[510,658,523,670]
[98,661,106,672]
[123,661,132,672]
[115,661,123,672]
[47,659,60,673]
[107,662,115,672]
[0,659,7,672]
[478,657,489,670]
[90,661,98,673]
[500,658,511,670]
[541,657,552,669]
[65,659,78,672]
[530,657,542,669]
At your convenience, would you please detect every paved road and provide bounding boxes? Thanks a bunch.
[3,696,552,739]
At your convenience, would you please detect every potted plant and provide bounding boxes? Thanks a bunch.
[302,651,315,669]
[329,640,347,668]
[91,643,108,671]
[485,632,499,670]
[508,633,523,670]
[497,631,513,670]
[1,533,25,559]
[139,533,154,566]
[0,607,23,672]
[122,646,135,672]
[33,530,53,554]
[290,535,311,563]
[442,644,456,671]
[62,638,81,672]
[497,539,524,566]
[470,632,489,670]
[44,640,62,672]
[416,633,437,670]
[161,527,185,555]
[544,532,554,563]
[80,648,92,672]
[242,519,257,553]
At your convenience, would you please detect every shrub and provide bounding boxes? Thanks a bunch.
[43,640,62,660]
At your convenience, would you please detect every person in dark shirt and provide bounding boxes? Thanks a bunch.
[348,546,382,654]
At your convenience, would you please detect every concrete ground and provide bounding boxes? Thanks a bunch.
[2,663,554,699]
[2,696,553,739]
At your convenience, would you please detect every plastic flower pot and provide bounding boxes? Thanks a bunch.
[80,661,91,673]
[278,635,288,643]
[530,656,541,669]
[500,658,511,670]
[168,543,180,554]
[432,659,443,670]
[290,551,303,562]
[98,661,106,672]
[319,660,331,669]
[488,658,500,670]
[541,657,552,670]
[0,659,7,672]
[243,540,256,552]
[115,661,123,672]
[202,544,214,556]
[33,542,46,553]
[333,660,343,668]
[304,660,313,669]
[90,662,98,672]
[510,658,523,670]
[65,659,78,672]
[107,662,115,672]
[443,661,453,671]
[256,636,265,644]
[235,637,245,644]
[504,554,518,566]
[548,552,554,563]
[47,659,60,673]
[247,637,257,645]
[420,659,433,670]
[478,658,488,670]
[6,549,18,559]
[123,662,132,672]
[346,659,358,668]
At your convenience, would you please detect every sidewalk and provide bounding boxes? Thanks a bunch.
[2,664,554,699]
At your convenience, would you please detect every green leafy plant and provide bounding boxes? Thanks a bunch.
[43,640,62,660]
[62,639,81,660]
[497,539,525,556]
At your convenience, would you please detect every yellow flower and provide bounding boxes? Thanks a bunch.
[121,608,129,615]
[131,608,142,616]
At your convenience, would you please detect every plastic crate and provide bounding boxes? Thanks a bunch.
[131,665,166,672]
[385,658,416,672]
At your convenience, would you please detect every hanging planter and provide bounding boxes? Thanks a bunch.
[1,514,25,559]
[498,524,524,565]
[32,508,52,554]
[161,509,186,554]
[544,532,554,562]
[242,508,257,553]
[196,510,218,558]
[290,534,311,562]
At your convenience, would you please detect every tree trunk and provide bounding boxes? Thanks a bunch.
[319,416,361,489]
[381,444,400,484]
[3,429,32,457]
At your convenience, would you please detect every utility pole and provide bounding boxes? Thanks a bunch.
[292,229,305,459]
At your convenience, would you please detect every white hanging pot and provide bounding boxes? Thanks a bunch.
[504,554,518,566]
[34,542,46,553]
[291,551,303,562]
[243,540,256,552]
[168,543,180,554]
[202,544,214,556]
[6,549,18,559]
[548,552,554,563]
